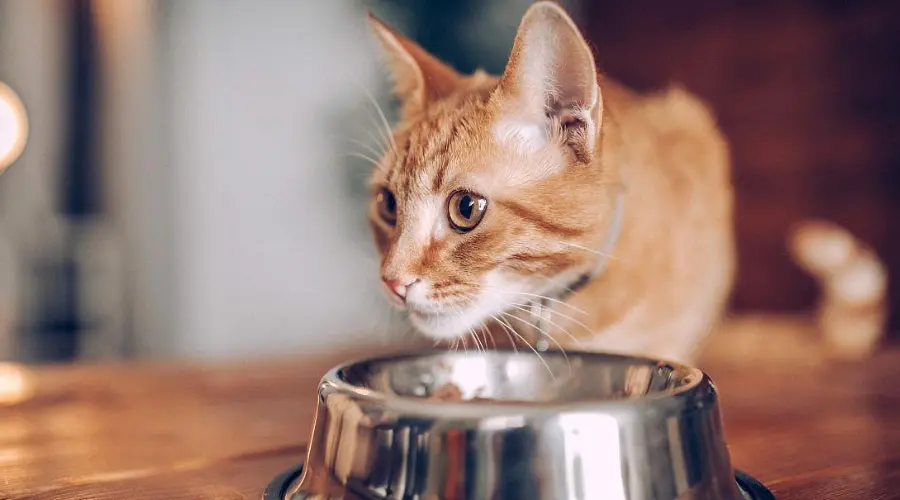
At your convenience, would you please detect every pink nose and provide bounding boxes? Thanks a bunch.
[382,277,415,301]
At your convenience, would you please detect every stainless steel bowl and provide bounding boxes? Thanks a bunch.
[271,350,772,500]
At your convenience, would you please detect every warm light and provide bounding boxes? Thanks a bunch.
[0,82,28,172]
[0,363,34,405]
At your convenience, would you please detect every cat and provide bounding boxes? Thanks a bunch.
[364,1,886,365]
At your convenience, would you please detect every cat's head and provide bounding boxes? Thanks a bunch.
[366,2,614,341]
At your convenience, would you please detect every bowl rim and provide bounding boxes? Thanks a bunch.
[316,348,714,418]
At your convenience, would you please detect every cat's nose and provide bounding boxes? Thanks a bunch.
[382,276,416,301]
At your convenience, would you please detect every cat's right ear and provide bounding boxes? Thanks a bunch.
[491,2,601,162]
[367,13,464,118]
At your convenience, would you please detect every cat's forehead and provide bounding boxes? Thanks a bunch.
[374,91,560,199]
[387,107,494,193]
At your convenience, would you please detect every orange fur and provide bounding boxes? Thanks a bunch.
[364,2,885,364]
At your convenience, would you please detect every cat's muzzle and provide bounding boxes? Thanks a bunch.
[265,350,774,500]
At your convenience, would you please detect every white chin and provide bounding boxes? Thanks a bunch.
[407,308,487,341]
[400,270,539,342]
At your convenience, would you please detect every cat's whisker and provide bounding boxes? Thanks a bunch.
[448,303,481,356]
[471,328,486,356]
[507,303,588,354]
[532,271,572,291]
[330,135,384,171]
[514,300,592,333]
[356,80,399,158]
[558,240,618,260]
[483,286,587,316]
[347,105,392,165]
[474,329,485,356]
[344,151,387,172]
[538,307,593,339]
[498,312,555,379]
[345,151,386,173]
[342,68,398,157]
[501,311,570,375]
[346,137,385,160]
[507,301,593,347]
[479,321,497,350]
[491,314,519,353]
[363,128,392,161]
[448,293,495,351]
[444,336,453,354]
[531,271,597,300]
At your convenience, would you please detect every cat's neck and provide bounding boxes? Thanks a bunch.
[515,79,636,343]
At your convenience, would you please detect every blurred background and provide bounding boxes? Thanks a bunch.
[0,0,896,363]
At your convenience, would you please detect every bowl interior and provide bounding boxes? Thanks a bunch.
[337,350,701,404]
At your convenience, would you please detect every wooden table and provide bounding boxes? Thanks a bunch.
[2,345,900,499]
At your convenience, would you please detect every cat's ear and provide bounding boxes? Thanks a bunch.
[367,12,465,117]
[492,2,601,159]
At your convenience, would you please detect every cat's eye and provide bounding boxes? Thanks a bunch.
[448,191,488,232]
[376,187,397,225]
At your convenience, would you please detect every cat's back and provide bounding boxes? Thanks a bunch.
[602,79,732,228]
[604,80,731,187]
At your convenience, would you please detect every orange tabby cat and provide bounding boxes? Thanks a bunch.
[364,2,883,364]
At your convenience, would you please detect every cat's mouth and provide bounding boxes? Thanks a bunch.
[407,304,464,324]
[407,309,448,322]
[386,272,539,342]
[406,303,491,340]
[391,272,543,342]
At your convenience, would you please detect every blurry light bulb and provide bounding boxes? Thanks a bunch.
[0,82,28,172]
[0,363,33,405]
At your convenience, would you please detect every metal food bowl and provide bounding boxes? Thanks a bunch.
[266,350,774,499]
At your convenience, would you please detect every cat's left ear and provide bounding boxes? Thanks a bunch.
[492,2,601,161]
[367,13,465,118]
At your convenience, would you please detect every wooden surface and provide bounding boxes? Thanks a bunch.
[3,344,900,499]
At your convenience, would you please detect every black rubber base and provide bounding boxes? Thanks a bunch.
[735,469,776,500]
[263,463,305,500]
[264,464,775,499]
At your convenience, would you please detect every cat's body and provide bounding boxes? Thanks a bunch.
[547,81,735,362]
[365,2,884,364]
